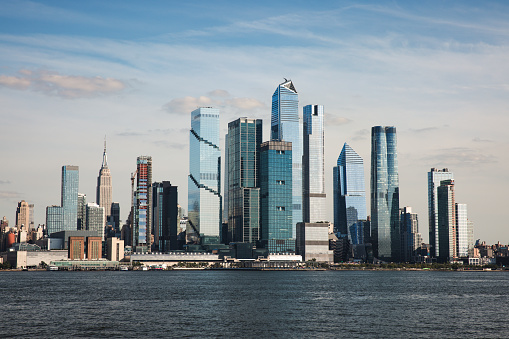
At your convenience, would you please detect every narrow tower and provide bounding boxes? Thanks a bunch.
[97,138,113,220]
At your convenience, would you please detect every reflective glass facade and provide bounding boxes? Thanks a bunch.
[260,141,295,253]
[303,104,326,223]
[226,118,262,244]
[61,165,79,231]
[428,168,454,258]
[46,205,63,235]
[437,179,455,262]
[86,202,105,240]
[334,143,367,241]
[153,181,178,252]
[134,156,152,251]
[188,107,221,244]
[271,80,302,237]
[400,207,420,262]
[370,126,400,261]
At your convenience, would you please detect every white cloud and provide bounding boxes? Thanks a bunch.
[0,69,126,98]
[225,97,265,111]
[163,96,220,114]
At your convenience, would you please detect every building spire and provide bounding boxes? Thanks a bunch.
[102,136,108,167]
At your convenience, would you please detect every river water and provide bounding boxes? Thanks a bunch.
[1,270,508,338]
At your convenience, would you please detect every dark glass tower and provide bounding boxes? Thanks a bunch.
[226,118,262,244]
[370,126,400,262]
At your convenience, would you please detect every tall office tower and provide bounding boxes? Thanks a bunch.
[160,182,178,251]
[437,179,456,262]
[77,193,87,230]
[271,80,302,237]
[467,220,474,257]
[455,203,469,258]
[400,207,421,262]
[111,202,120,233]
[46,205,63,235]
[97,140,112,220]
[226,118,263,244]
[15,200,30,231]
[133,156,152,252]
[28,204,34,230]
[188,107,221,245]
[334,143,367,238]
[61,165,79,230]
[260,141,295,253]
[152,182,164,251]
[303,104,326,223]
[371,126,400,262]
[86,202,105,240]
[428,168,454,258]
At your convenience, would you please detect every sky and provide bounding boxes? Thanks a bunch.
[1,0,508,244]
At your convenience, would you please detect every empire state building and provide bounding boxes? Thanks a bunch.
[97,139,112,219]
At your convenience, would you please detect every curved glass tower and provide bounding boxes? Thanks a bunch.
[188,107,221,245]
[271,80,302,237]
[370,126,400,261]
[333,143,367,239]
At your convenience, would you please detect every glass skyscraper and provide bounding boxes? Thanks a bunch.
[370,126,400,262]
[134,156,152,252]
[61,165,79,231]
[428,168,454,258]
[303,104,326,223]
[334,143,367,239]
[260,141,294,253]
[153,181,178,252]
[437,179,455,262]
[455,203,468,258]
[188,107,221,245]
[46,205,63,235]
[226,117,262,244]
[271,80,302,237]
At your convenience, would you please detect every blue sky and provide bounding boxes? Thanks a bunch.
[1,1,508,243]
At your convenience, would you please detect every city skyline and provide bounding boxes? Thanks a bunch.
[1,1,508,244]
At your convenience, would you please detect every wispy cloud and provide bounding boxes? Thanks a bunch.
[422,147,497,166]
[163,94,265,115]
[408,127,439,133]
[0,180,12,185]
[326,116,351,126]
[0,191,21,199]
[351,129,370,141]
[473,137,494,143]
[0,69,127,98]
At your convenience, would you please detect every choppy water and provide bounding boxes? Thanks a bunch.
[1,270,508,338]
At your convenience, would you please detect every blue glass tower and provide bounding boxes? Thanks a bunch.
[61,165,79,231]
[226,118,262,244]
[333,143,367,241]
[260,141,294,253]
[303,104,326,223]
[370,126,400,261]
[188,107,221,245]
[271,80,302,237]
[134,156,152,252]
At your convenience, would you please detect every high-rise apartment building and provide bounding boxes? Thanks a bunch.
[97,140,112,221]
[455,203,469,258]
[303,104,326,223]
[15,200,30,231]
[61,165,79,231]
[226,117,262,244]
[334,143,367,239]
[28,204,34,231]
[133,156,152,252]
[400,207,422,262]
[271,80,302,237]
[86,202,105,240]
[77,193,87,230]
[428,168,454,258]
[188,107,221,245]
[371,126,400,262]
[260,141,294,253]
[437,179,456,262]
